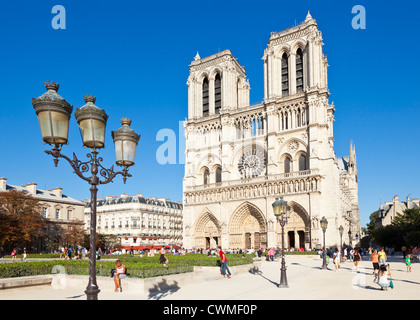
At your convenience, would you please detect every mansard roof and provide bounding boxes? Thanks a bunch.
[1,183,84,206]
[86,195,183,210]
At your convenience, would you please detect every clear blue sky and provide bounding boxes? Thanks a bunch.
[0,0,418,228]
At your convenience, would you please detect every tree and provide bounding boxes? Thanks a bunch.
[392,208,420,231]
[371,208,420,248]
[0,189,46,251]
[64,221,86,248]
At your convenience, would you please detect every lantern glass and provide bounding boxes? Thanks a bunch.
[32,81,72,146]
[114,139,137,167]
[112,118,140,167]
[74,95,108,150]
[320,217,328,230]
[37,110,70,145]
[272,197,288,218]
[78,117,106,149]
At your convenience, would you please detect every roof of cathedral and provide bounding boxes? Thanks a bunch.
[337,157,349,173]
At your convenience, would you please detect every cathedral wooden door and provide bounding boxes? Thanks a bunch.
[245,233,251,249]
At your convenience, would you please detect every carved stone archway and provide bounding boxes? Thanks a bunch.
[228,202,267,249]
[276,201,310,249]
[194,211,221,249]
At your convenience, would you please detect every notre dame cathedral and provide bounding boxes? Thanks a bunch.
[182,12,361,250]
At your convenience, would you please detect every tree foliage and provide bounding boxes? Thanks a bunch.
[370,208,420,248]
[0,190,46,249]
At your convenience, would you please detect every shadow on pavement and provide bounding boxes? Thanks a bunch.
[148,278,180,300]
[248,265,279,287]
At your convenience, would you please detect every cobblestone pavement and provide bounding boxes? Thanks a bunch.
[0,253,418,300]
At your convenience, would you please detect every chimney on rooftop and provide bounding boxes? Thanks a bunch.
[0,177,6,190]
[52,187,63,198]
[26,182,37,194]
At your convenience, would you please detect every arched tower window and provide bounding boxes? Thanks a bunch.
[296,48,304,93]
[299,155,307,171]
[215,167,222,183]
[202,77,209,117]
[281,53,289,97]
[203,168,210,185]
[284,157,291,173]
[214,73,222,114]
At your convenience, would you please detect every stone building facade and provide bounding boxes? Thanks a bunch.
[182,13,361,250]
[84,194,183,249]
[375,195,419,228]
[0,177,85,249]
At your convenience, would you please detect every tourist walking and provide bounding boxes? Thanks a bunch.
[11,249,17,262]
[22,248,27,262]
[378,247,387,266]
[406,254,412,272]
[268,247,275,262]
[217,246,231,278]
[333,248,341,271]
[352,249,362,271]
[402,245,407,260]
[372,249,380,282]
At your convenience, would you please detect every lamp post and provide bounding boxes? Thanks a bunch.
[348,229,352,247]
[320,216,328,269]
[272,197,290,288]
[339,225,344,253]
[32,81,140,300]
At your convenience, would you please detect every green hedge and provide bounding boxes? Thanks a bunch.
[0,253,254,279]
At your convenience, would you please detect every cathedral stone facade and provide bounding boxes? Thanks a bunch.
[182,13,361,250]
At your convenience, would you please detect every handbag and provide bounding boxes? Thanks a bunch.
[389,278,394,289]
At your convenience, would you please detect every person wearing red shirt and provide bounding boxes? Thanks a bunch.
[217,247,231,278]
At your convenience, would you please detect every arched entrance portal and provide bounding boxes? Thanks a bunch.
[194,211,221,249]
[229,202,267,249]
[277,201,310,250]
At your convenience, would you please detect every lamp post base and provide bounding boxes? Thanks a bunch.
[278,256,289,288]
[85,285,100,300]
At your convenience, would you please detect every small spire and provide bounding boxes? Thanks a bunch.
[194,51,200,60]
[305,11,313,22]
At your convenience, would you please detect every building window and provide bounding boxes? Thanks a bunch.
[284,157,291,173]
[67,210,72,220]
[43,208,47,219]
[203,168,210,185]
[214,73,222,114]
[299,155,307,171]
[281,53,289,97]
[296,48,304,93]
[56,209,60,219]
[202,77,209,117]
[215,167,222,183]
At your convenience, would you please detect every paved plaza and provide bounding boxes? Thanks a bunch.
[0,253,418,301]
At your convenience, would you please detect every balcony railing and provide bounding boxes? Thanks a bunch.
[186,169,319,192]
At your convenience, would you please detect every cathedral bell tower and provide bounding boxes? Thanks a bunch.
[186,50,250,120]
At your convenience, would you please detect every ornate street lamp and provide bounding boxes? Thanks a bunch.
[348,229,352,247]
[339,225,344,253]
[320,216,328,269]
[272,197,290,288]
[32,81,140,300]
